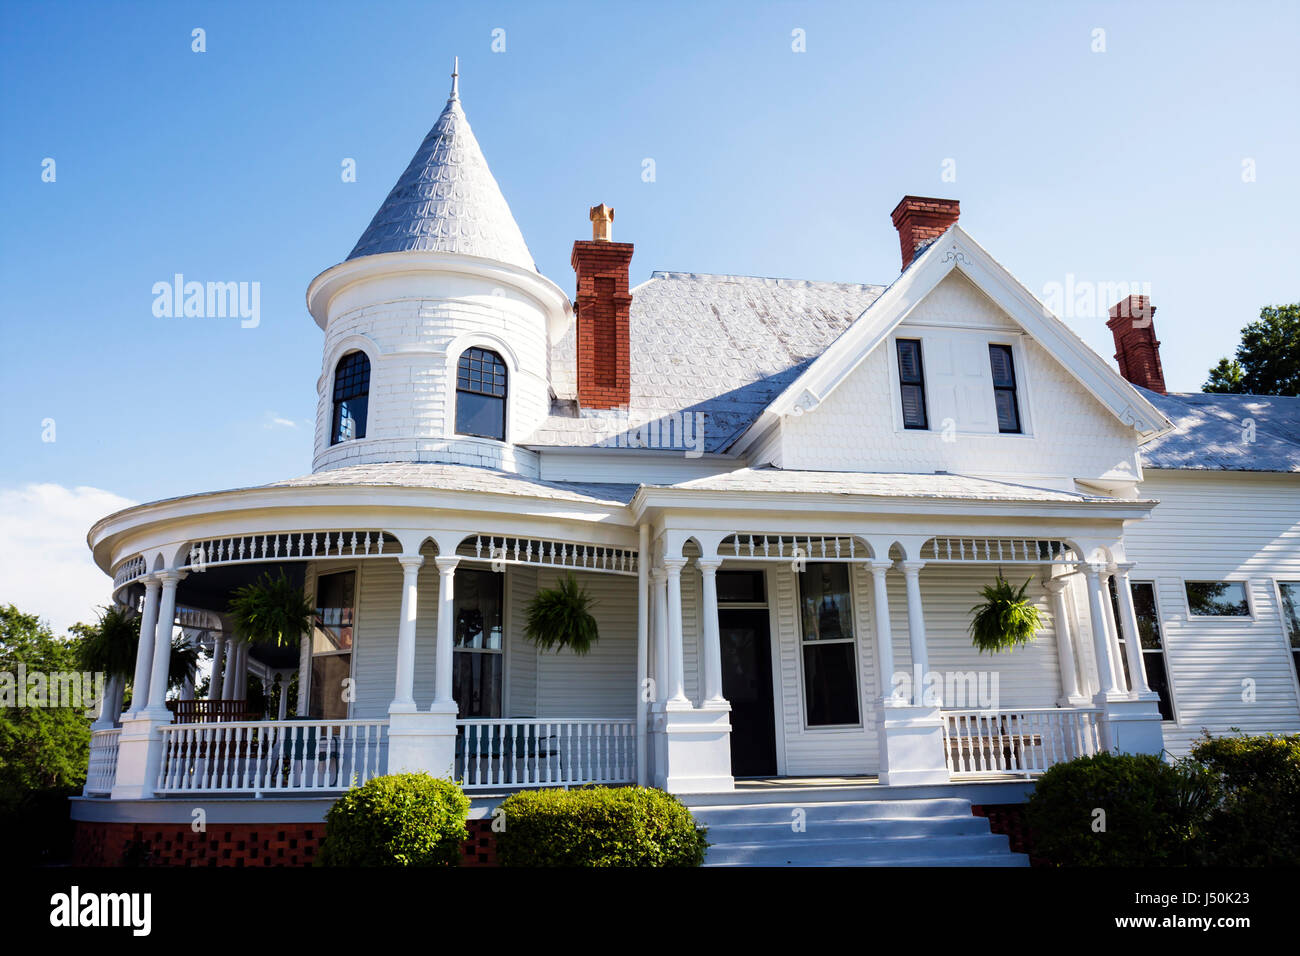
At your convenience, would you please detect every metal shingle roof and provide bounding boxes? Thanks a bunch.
[1138,388,1300,473]
[532,272,885,453]
[346,82,535,270]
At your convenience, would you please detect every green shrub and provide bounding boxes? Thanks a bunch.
[1190,732,1300,866]
[1026,752,1212,866]
[495,786,708,867]
[316,773,469,867]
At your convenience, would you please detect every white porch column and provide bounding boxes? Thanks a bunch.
[297,630,312,717]
[1083,564,1123,701]
[869,560,898,701]
[663,558,689,705]
[635,524,650,786]
[1112,563,1156,698]
[1044,577,1086,705]
[1100,568,1128,692]
[221,638,238,699]
[236,640,249,695]
[652,569,669,702]
[209,632,227,701]
[127,577,161,716]
[143,571,185,718]
[92,674,124,730]
[433,556,459,709]
[900,560,936,706]
[697,559,726,705]
[276,672,290,720]
[390,555,423,713]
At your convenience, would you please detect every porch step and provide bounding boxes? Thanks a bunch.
[686,796,1029,867]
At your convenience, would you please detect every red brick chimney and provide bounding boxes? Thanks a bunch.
[890,196,960,270]
[1106,295,1166,395]
[571,204,633,409]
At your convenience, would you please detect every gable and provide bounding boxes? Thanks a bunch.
[772,271,1145,484]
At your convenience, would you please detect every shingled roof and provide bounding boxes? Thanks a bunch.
[529,272,886,453]
[346,68,535,270]
[1137,387,1300,473]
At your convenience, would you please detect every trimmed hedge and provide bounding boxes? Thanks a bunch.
[495,786,708,867]
[1025,752,1212,866]
[317,773,469,867]
[1191,733,1300,866]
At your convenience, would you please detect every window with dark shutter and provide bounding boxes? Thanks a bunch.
[988,344,1021,433]
[896,339,928,429]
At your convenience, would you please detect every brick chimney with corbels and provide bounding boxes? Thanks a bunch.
[1106,294,1166,395]
[890,196,961,270]
[571,204,633,409]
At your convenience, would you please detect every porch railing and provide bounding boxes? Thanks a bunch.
[456,719,636,790]
[156,719,387,794]
[85,728,122,795]
[943,708,1103,777]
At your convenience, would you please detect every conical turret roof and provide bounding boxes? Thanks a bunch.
[347,64,535,270]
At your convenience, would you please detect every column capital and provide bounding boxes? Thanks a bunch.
[1082,561,1107,578]
[140,574,162,591]
[156,569,187,586]
[1042,576,1070,594]
[696,558,722,574]
[434,555,460,573]
[897,559,926,576]
[662,557,687,575]
[1112,561,1136,575]
[650,566,666,584]
[868,559,893,576]
[398,554,425,572]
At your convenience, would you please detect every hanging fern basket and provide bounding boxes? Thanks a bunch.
[524,573,600,655]
[968,574,1042,654]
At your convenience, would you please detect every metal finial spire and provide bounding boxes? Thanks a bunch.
[450,56,459,100]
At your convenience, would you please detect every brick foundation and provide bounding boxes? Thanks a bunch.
[971,803,1044,866]
[73,818,499,868]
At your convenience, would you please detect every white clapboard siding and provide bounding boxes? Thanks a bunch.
[681,567,701,704]
[507,565,539,716]
[1123,470,1300,753]
[536,570,638,718]
[773,563,880,776]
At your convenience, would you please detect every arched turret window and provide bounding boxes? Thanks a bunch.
[331,351,371,445]
[456,347,507,441]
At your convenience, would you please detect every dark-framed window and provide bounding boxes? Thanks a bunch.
[452,568,504,718]
[716,570,766,604]
[330,351,370,445]
[798,563,861,726]
[988,344,1022,433]
[896,339,928,429]
[455,347,507,441]
[1108,577,1175,721]
[1185,581,1250,617]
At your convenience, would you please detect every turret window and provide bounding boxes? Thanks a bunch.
[456,347,507,441]
[330,351,370,445]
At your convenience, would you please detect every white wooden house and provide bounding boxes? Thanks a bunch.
[74,69,1300,865]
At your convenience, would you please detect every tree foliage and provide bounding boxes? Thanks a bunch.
[1204,304,1300,396]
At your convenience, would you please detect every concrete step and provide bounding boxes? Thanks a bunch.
[703,832,1022,867]
[702,815,992,842]
[688,796,974,825]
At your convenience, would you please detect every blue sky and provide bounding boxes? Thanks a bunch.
[1,0,1297,629]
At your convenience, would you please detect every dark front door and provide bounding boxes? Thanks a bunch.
[719,607,777,777]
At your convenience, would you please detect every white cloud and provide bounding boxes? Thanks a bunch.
[0,483,136,636]
[264,412,299,429]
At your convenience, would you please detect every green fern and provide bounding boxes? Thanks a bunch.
[968,574,1042,653]
[524,573,600,655]
[228,571,313,648]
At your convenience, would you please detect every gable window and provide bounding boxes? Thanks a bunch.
[310,570,355,719]
[1185,581,1250,617]
[1278,582,1300,689]
[456,347,507,441]
[330,351,370,445]
[798,563,861,726]
[988,344,1022,433]
[1109,578,1175,720]
[453,568,504,718]
[895,339,928,429]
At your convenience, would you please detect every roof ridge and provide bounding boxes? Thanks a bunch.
[648,270,885,290]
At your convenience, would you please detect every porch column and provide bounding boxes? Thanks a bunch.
[663,558,689,705]
[127,576,161,717]
[432,556,459,710]
[652,569,669,704]
[900,561,936,706]
[1083,564,1122,700]
[221,638,238,699]
[92,674,124,730]
[143,570,185,718]
[697,559,726,705]
[869,560,899,701]
[390,555,423,713]
[1100,568,1128,692]
[1112,563,1155,698]
[635,524,650,786]
[297,624,312,717]
[209,632,227,701]
[277,673,290,720]
[1044,577,1085,704]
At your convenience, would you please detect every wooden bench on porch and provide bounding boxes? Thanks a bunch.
[166,699,263,723]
